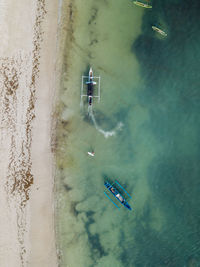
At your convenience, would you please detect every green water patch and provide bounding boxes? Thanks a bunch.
[54,0,175,266]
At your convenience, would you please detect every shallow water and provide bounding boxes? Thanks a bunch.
[56,0,200,266]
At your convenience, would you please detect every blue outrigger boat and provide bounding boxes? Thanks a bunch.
[104,181,132,210]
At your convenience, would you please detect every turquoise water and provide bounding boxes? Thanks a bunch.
[56,0,200,266]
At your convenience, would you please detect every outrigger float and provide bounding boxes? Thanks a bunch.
[133,1,152,9]
[104,181,132,210]
[81,67,100,106]
[152,26,167,37]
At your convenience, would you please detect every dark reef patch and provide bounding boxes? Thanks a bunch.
[84,210,107,263]
[88,7,98,25]
[63,183,72,192]
[70,201,80,217]
[89,39,98,46]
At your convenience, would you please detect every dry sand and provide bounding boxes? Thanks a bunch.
[0,0,59,266]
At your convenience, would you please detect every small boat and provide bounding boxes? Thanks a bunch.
[152,26,167,37]
[85,67,97,106]
[81,67,100,107]
[104,181,132,210]
[133,1,152,9]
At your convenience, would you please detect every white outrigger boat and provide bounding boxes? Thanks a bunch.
[133,1,152,8]
[152,26,167,37]
[81,67,100,106]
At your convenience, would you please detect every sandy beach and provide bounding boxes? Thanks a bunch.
[0,0,59,266]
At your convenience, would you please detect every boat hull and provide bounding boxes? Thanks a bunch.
[152,26,167,37]
[133,1,152,8]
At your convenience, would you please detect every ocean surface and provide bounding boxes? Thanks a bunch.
[56,0,200,266]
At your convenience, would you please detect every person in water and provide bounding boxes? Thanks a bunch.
[111,187,125,203]
[111,187,115,193]
[116,193,124,203]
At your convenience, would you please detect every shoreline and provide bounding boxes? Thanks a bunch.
[53,0,76,264]
[30,0,59,265]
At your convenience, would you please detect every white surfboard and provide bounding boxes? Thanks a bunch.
[87,152,95,157]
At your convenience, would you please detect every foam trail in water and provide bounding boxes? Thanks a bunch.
[88,107,123,138]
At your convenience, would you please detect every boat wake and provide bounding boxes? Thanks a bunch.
[88,106,123,138]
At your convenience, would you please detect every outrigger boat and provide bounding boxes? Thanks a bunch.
[152,26,167,37]
[81,67,100,106]
[104,181,132,210]
[133,1,152,9]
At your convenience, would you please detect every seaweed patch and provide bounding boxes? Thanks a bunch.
[88,7,98,25]
[0,0,46,265]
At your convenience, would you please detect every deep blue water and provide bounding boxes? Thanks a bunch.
[131,0,200,266]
